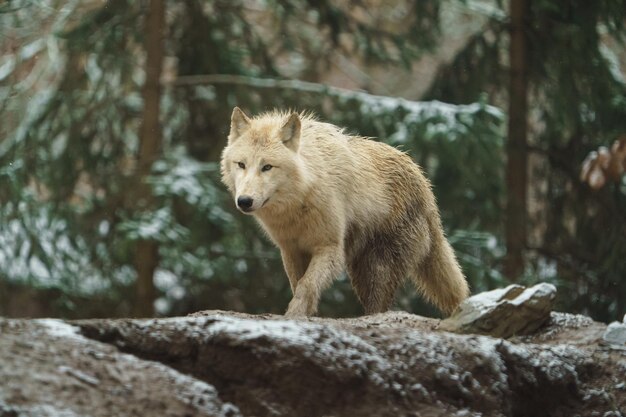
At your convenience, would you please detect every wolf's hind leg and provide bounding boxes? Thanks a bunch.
[347,248,406,315]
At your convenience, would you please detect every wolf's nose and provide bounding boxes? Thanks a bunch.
[237,196,254,210]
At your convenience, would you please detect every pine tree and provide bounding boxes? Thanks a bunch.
[427,0,626,321]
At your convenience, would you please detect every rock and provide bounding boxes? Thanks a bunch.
[515,312,606,345]
[0,318,241,417]
[2,305,625,416]
[603,321,626,350]
[75,311,625,417]
[440,283,557,338]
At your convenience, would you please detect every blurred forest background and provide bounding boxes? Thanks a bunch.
[1,0,625,322]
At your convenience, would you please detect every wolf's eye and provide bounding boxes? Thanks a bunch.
[261,164,273,172]
[237,162,246,169]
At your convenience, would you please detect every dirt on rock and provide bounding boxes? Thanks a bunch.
[1,311,625,417]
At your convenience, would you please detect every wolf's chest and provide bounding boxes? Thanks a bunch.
[259,206,337,251]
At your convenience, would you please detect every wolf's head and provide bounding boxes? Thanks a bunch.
[220,107,303,215]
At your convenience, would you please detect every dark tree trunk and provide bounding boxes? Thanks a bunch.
[134,0,165,317]
[176,1,232,162]
[504,0,529,281]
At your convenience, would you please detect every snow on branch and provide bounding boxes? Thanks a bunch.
[172,74,504,141]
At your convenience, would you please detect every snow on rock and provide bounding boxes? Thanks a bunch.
[37,318,84,341]
[603,321,626,350]
[441,283,557,338]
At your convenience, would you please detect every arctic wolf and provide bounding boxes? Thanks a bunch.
[221,107,469,317]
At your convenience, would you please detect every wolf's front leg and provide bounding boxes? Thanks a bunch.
[280,249,310,294]
[285,246,343,317]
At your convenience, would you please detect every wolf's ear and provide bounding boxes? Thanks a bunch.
[229,107,251,144]
[280,113,301,152]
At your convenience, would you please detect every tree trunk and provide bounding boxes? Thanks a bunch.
[134,0,165,317]
[504,0,529,281]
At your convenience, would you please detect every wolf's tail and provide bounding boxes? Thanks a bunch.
[412,217,469,315]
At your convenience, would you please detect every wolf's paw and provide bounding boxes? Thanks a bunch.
[285,298,311,318]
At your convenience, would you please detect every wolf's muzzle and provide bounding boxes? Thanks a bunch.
[237,196,254,212]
